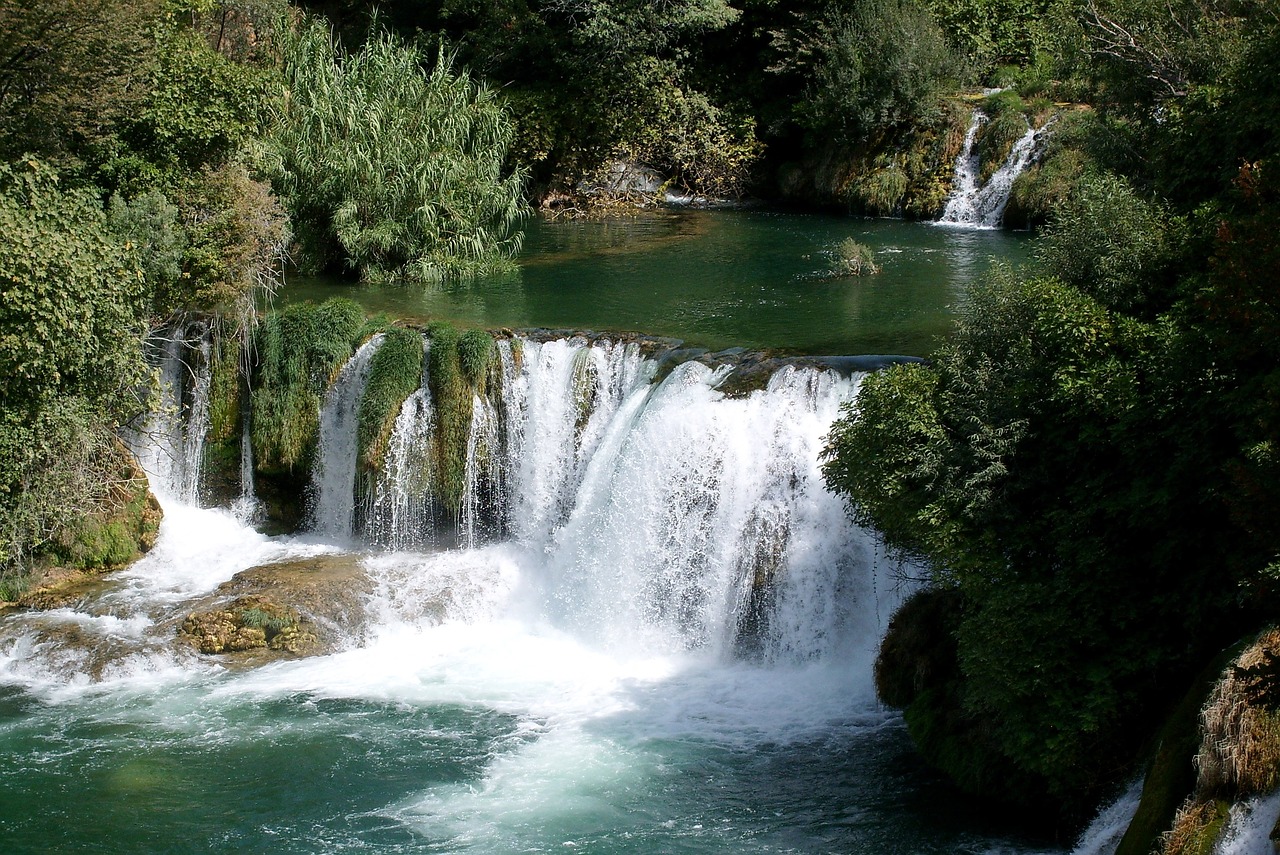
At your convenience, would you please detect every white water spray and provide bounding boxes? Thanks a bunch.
[310,335,384,540]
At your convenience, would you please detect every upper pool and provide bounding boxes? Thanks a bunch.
[282,209,1032,357]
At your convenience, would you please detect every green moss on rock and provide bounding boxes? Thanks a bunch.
[250,297,366,476]
[357,326,425,473]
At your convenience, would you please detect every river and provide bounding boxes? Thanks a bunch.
[1,212,1134,855]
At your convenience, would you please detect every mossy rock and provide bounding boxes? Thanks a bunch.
[180,595,316,655]
[10,445,163,608]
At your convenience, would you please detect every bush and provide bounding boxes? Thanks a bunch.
[0,158,148,421]
[1037,172,1185,317]
[270,20,528,282]
[823,266,1240,816]
[779,0,958,145]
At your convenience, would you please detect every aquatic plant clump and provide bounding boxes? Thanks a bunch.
[833,237,881,276]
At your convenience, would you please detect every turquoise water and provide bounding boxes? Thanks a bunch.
[284,211,1031,356]
[0,216,1082,855]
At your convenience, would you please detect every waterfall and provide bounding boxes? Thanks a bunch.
[364,340,435,551]
[1215,791,1280,855]
[126,321,213,505]
[460,391,502,548]
[535,359,878,660]
[120,330,896,666]
[938,109,1051,228]
[310,335,384,540]
[505,338,653,546]
[231,404,259,521]
[1070,778,1144,855]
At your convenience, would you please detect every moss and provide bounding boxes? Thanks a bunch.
[426,322,471,515]
[250,297,367,476]
[203,316,246,503]
[458,329,494,394]
[206,317,242,447]
[45,443,162,572]
[356,326,425,473]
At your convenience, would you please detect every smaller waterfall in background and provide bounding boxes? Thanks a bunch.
[938,109,1052,228]
[1070,778,1144,855]
[310,335,384,539]
[1214,791,1280,855]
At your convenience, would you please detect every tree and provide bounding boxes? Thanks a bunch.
[769,0,959,145]
[0,157,152,583]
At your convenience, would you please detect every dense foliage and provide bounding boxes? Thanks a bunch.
[270,21,527,281]
[250,298,367,474]
[0,159,151,584]
[824,0,1280,819]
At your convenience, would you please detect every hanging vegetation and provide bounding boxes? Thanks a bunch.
[249,297,366,474]
[356,326,425,474]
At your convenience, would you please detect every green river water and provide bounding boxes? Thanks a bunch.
[285,210,1031,356]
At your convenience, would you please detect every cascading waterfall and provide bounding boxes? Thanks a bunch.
[126,321,213,504]
[460,391,503,548]
[505,338,653,546]
[938,108,1052,228]
[4,325,1101,855]
[310,334,384,539]
[537,359,877,661]
[364,340,436,551]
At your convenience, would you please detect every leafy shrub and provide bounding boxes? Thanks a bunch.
[270,20,528,282]
[1037,172,1184,316]
[122,26,274,173]
[0,158,148,420]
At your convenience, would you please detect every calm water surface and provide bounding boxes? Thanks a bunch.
[284,210,1030,356]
